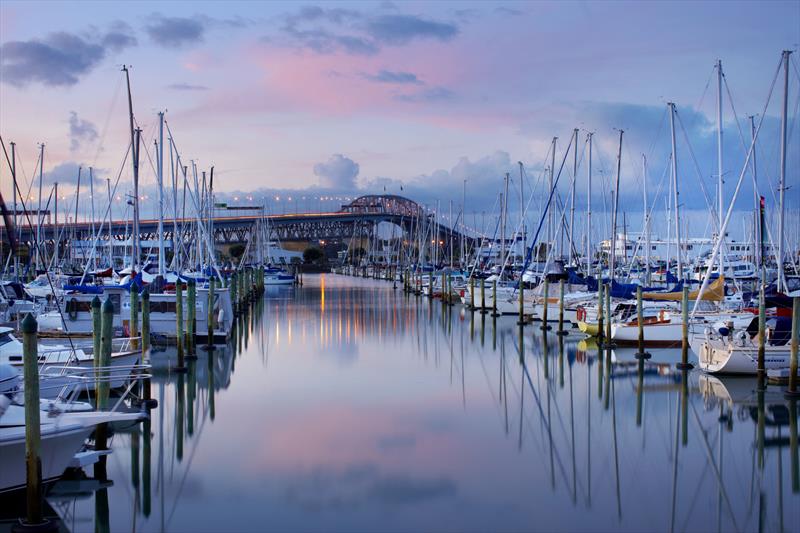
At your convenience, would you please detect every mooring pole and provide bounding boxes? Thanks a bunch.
[635,286,650,359]
[99,297,113,409]
[757,282,766,384]
[597,283,604,344]
[175,282,186,372]
[21,314,45,528]
[129,288,139,351]
[187,279,196,355]
[207,277,216,345]
[677,285,693,370]
[92,296,101,400]
[786,297,799,398]
[556,280,566,336]
[491,279,499,317]
[141,288,152,406]
[540,279,550,331]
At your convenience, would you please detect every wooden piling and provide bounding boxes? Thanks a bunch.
[187,280,196,353]
[175,282,186,372]
[469,277,474,310]
[604,283,613,345]
[141,288,152,406]
[635,286,650,359]
[491,279,499,317]
[129,288,139,350]
[21,314,46,528]
[556,280,566,335]
[207,277,216,345]
[786,297,799,398]
[480,278,486,314]
[677,285,693,369]
[597,283,604,344]
[540,279,550,330]
[230,273,238,315]
[92,296,101,401]
[517,277,525,325]
[757,282,766,381]
[99,298,113,408]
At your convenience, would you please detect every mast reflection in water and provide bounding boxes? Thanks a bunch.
[47,275,799,532]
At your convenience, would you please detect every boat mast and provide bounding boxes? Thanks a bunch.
[157,111,165,277]
[610,130,623,282]
[518,162,524,267]
[36,143,43,272]
[570,128,578,267]
[548,137,556,258]
[716,59,725,281]
[122,66,140,270]
[749,115,759,267]
[668,103,683,280]
[53,181,58,271]
[777,50,791,293]
[462,178,466,269]
[586,133,593,276]
[10,142,18,279]
[169,133,178,271]
[88,167,95,270]
[449,199,453,269]
[106,178,112,268]
[642,154,651,285]
[502,173,509,271]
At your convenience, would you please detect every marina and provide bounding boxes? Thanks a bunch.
[0,275,797,532]
[0,1,799,531]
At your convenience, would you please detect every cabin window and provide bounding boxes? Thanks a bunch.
[108,294,122,314]
[149,301,178,314]
[0,333,13,347]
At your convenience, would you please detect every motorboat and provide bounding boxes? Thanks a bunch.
[692,317,794,374]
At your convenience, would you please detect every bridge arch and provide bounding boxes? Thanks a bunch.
[339,195,424,218]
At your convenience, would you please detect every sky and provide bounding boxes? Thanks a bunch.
[0,0,798,239]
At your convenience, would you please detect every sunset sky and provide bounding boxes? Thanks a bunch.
[1,1,798,224]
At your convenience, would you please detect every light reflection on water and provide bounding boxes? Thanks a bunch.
[49,274,799,532]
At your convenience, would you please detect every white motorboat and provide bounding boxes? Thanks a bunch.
[0,327,141,396]
[691,317,793,374]
[36,284,234,341]
[0,366,145,493]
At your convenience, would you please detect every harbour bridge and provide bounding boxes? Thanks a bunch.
[5,194,474,261]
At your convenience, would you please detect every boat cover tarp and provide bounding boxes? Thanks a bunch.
[63,285,104,294]
[642,276,725,302]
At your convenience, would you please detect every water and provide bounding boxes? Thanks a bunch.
[47,275,799,532]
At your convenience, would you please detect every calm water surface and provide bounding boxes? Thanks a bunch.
[49,275,799,532]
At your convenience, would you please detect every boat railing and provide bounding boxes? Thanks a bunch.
[35,336,142,374]
[39,363,152,405]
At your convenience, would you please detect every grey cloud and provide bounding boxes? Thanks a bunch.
[146,16,205,48]
[68,111,99,152]
[2,33,105,87]
[167,82,210,91]
[42,162,105,187]
[366,14,458,45]
[362,69,422,85]
[282,26,377,55]
[101,21,137,51]
[394,86,455,103]
[313,154,360,189]
[1,23,137,87]
[277,7,459,55]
